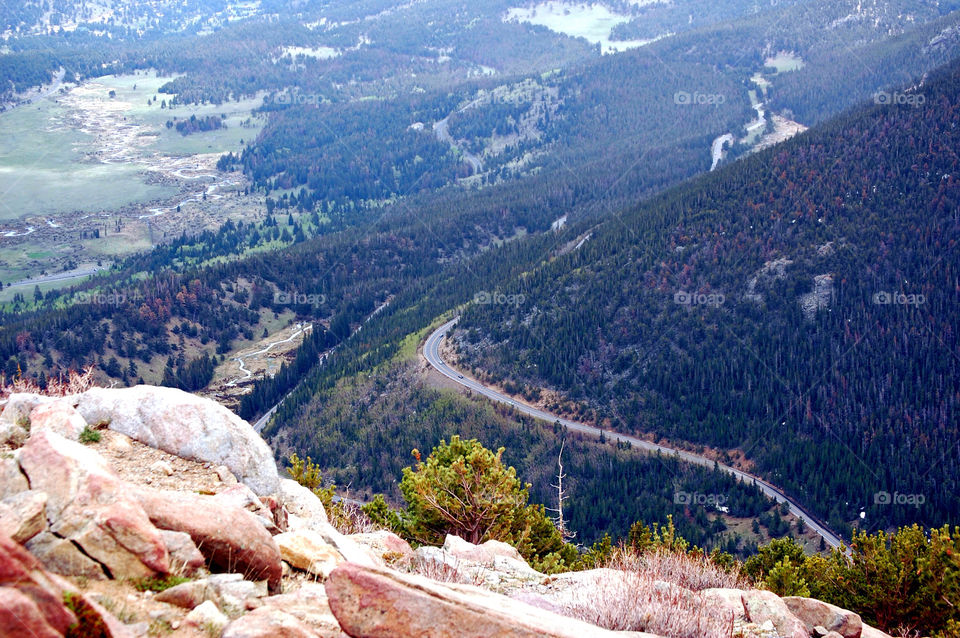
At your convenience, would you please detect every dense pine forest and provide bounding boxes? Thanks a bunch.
[452,57,960,536]
[270,361,786,553]
[3,0,960,553]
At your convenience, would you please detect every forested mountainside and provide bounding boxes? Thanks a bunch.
[235,0,960,214]
[8,0,960,204]
[232,50,752,211]
[1,0,595,105]
[270,362,785,553]
[3,0,960,552]
[452,56,960,536]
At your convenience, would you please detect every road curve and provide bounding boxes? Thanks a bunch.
[424,318,845,550]
[7,266,106,288]
[433,117,484,175]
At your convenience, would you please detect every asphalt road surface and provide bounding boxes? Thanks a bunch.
[424,318,845,550]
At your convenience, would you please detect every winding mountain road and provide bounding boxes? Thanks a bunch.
[433,117,484,175]
[424,318,845,550]
[6,266,106,288]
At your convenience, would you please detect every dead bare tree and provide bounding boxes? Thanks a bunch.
[547,439,575,541]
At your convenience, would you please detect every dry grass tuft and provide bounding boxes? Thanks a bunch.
[561,547,747,638]
[0,367,95,399]
[396,551,486,587]
[611,546,749,591]
[328,500,381,535]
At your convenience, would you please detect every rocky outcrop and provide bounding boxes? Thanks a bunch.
[784,596,863,638]
[76,385,279,495]
[351,530,413,563]
[799,273,835,320]
[214,483,282,533]
[155,573,268,614]
[25,531,107,580]
[275,528,345,578]
[0,532,128,638]
[184,599,230,633]
[309,521,379,568]
[700,588,747,620]
[131,485,283,592]
[18,430,170,579]
[159,529,206,575]
[0,588,64,638]
[326,562,649,638]
[2,388,286,599]
[0,533,76,637]
[0,489,47,543]
[0,420,27,447]
[258,582,344,637]
[414,535,544,589]
[443,534,523,563]
[742,589,809,638]
[0,383,895,638]
[0,393,61,446]
[222,606,324,638]
[28,401,86,440]
[278,478,330,527]
[0,454,28,497]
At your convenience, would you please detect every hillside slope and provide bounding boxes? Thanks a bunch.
[452,57,960,535]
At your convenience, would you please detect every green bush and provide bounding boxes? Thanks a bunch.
[743,536,807,585]
[765,557,810,597]
[805,525,960,636]
[368,436,577,571]
[133,575,191,593]
[79,426,101,444]
[63,591,108,638]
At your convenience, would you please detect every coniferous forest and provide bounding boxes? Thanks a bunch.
[2,0,960,558]
[452,59,960,537]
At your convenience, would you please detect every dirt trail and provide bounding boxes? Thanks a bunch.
[710,134,734,170]
[226,323,312,387]
[708,65,807,166]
